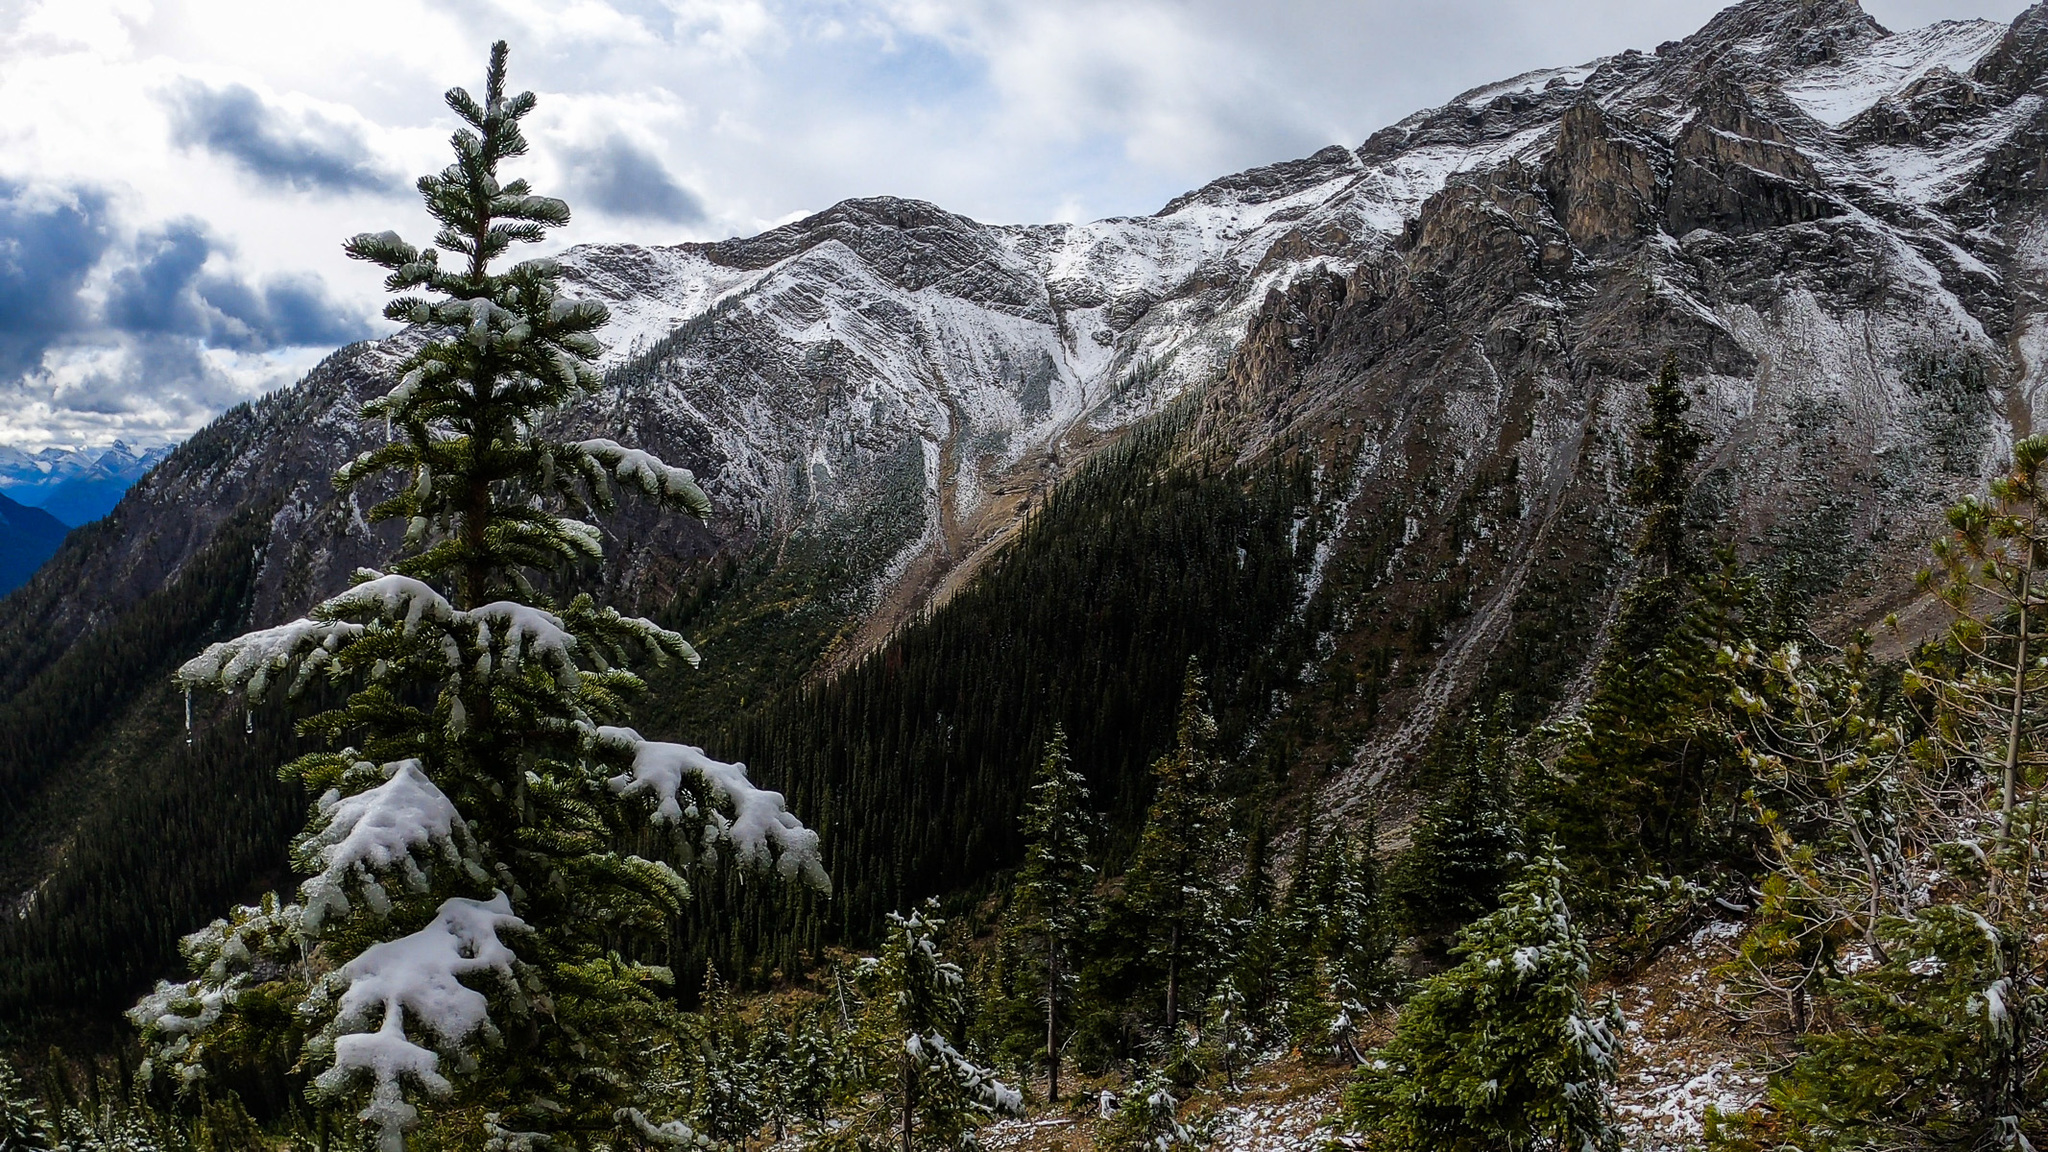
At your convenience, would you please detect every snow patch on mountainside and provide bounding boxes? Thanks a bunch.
[1781,18,2007,126]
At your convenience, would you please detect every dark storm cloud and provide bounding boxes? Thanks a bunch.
[564,135,706,224]
[0,182,117,377]
[105,221,368,352]
[0,180,370,443]
[165,80,400,195]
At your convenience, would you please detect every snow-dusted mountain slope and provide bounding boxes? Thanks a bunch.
[8,0,2048,791]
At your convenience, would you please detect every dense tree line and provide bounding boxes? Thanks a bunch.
[662,409,1319,988]
[0,505,306,1026]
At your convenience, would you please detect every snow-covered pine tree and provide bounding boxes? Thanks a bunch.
[1094,1076,1204,1152]
[1011,726,1097,1103]
[749,1002,838,1144]
[1119,665,1238,1034]
[1345,850,1622,1152]
[1284,819,1396,1061]
[132,42,825,1152]
[783,1004,843,1136]
[841,902,1021,1152]
[692,969,768,1150]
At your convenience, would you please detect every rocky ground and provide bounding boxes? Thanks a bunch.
[971,918,1775,1152]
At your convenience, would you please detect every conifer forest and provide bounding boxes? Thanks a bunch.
[6,6,2048,1152]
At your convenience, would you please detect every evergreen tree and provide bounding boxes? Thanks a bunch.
[1393,707,1522,936]
[841,903,1021,1152]
[1722,634,1915,1032]
[1118,665,1238,1035]
[132,43,825,1151]
[1714,439,2048,1151]
[1536,553,1767,899]
[1011,726,1098,1102]
[1626,353,1705,581]
[1346,851,1622,1152]
[1285,819,1398,1061]
[1531,355,1762,896]
[691,970,768,1150]
[1096,1076,1205,1152]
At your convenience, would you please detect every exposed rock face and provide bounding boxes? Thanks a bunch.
[9,0,2048,810]
[1668,85,1840,235]
[1544,102,1666,251]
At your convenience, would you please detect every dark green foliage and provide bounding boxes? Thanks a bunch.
[1010,727,1097,1102]
[1627,355,1704,580]
[1529,360,1772,899]
[707,412,1312,966]
[1108,667,1240,1037]
[130,43,820,1152]
[0,508,304,1029]
[1279,818,1397,1060]
[1345,852,1621,1152]
[1095,1077,1203,1152]
[1534,556,1769,902]
[836,904,1020,1152]
[1714,907,2046,1152]
[1392,704,1523,937]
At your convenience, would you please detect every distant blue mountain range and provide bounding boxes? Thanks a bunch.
[0,441,173,527]
[0,489,70,595]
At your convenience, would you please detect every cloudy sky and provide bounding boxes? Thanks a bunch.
[0,0,2027,452]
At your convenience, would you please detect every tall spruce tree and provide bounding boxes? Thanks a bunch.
[1011,726,1098,1103]
[1393,706,1522,936]
[1285,819,1397,1061]
[132,43,825,1152]
[1119,664,1238,1034]
[1627,353,1705,581]
[1346,851,1622,1152]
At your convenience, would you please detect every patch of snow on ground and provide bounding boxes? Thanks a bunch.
[1781,19,2007,126]
[1456,61,1603,108]
[1858,94,2044,204]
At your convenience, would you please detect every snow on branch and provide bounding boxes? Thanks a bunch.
[178,616,365,700]
[300,760,485,934]
[129,898,307,1092]
[598,726,829,892]
[179,571,612,708]
[573,438,712,518]
[315,894,527,1152]
[177,570,457,699]
[908,1029,1024,1118]
[469,600,581,687]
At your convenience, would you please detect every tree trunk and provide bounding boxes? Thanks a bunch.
[2001,555,2031,850]
[901,1048,915,1152]
[1164,922,1180,1031]
[1046,935,1060,1104]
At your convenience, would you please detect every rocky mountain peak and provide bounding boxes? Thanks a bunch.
[1664,0,1888,73]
